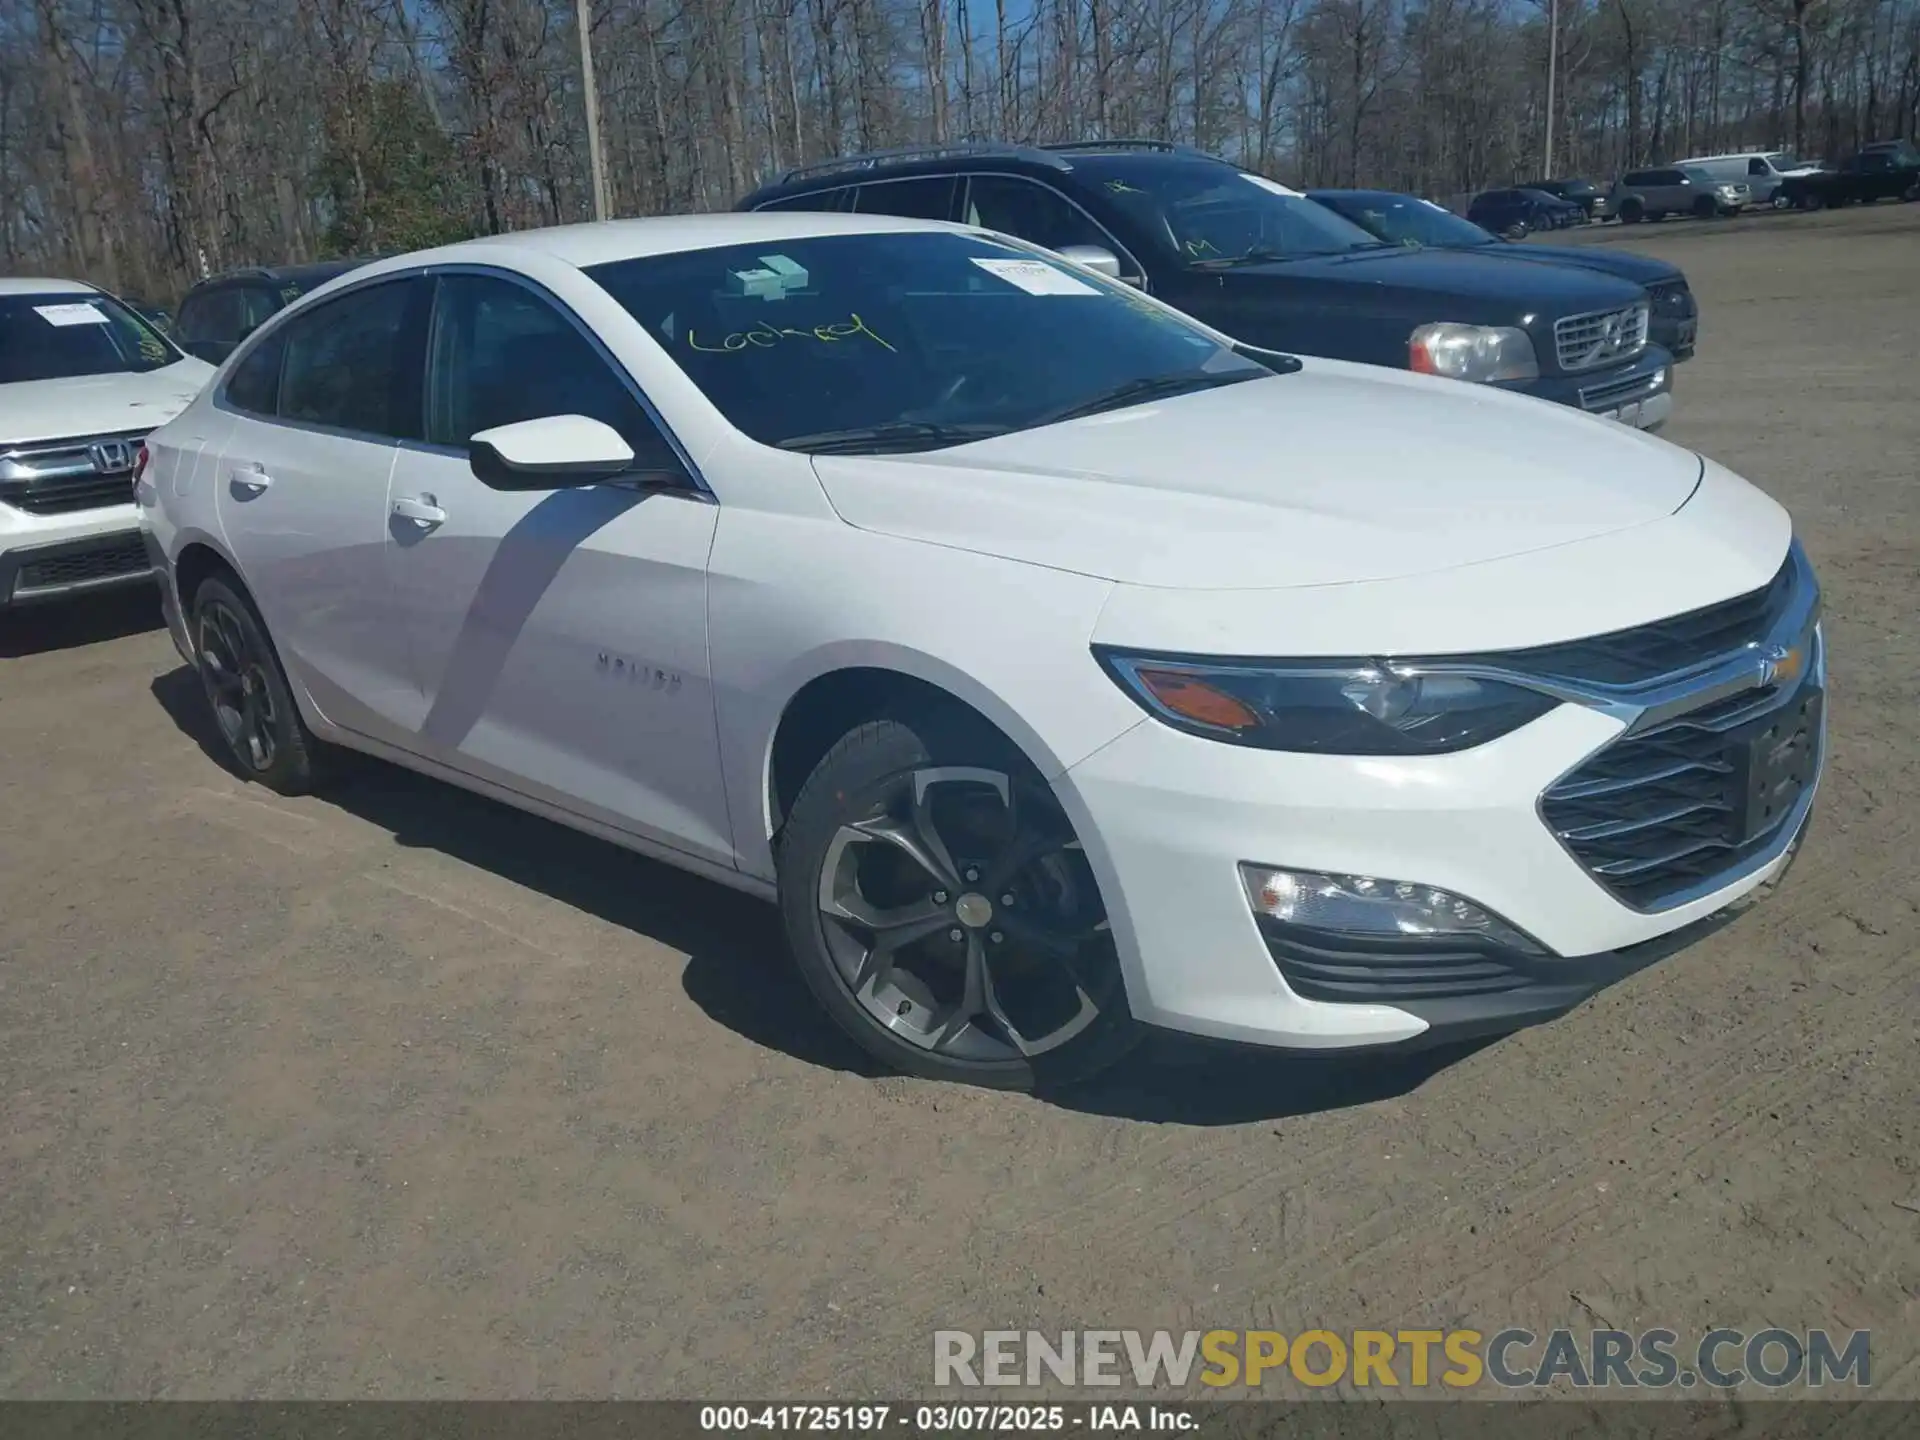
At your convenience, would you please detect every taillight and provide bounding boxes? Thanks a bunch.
[134,443,150,482]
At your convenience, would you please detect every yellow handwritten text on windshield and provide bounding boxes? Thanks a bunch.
[688,313,895,354]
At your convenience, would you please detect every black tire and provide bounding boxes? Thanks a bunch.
[1692,196,1716,219]
[1504,221,1529,241]
[777,712,1140,1090]
[189,574,326,795]
[1800,191,1826,211]
[1618,200,1643,224]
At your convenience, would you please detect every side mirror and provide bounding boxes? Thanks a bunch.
[470,414,672,492]
[1054,244,1124,280]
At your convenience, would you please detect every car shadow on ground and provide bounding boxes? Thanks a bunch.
[151,664,1489,1126]
[0,586,164,657]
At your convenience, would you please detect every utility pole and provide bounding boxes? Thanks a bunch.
[576,0,611,222]
[1542,0,1558,179]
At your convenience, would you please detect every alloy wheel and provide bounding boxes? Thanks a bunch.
[197,599,279,773]
[814,766,1113,1063]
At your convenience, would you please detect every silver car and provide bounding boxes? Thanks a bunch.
[1609,166,1751,223]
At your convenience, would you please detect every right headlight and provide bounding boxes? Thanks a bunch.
[1095,652,1559,755]
[1408,322,1540,383]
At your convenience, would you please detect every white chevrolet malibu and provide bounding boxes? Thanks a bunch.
[139,212,1824,1089]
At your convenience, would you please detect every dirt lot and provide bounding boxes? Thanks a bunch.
[2,205,1917,1403]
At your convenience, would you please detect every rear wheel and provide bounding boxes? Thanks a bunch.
[190,575,326,795]
[1692,196,1717,219]
[1618,199,1643,224]
[777,714,1138,1090]
[1801,191,1827,211]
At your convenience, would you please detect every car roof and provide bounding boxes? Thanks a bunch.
[0,276,101,297]
[187,259,369,293]
[340,211,1009,280]
[742,141,1242,203]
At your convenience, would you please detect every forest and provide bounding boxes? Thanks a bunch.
[7,0,1919,302]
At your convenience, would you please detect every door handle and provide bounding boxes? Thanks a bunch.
[392,495,448,529]
[229,464,272,495]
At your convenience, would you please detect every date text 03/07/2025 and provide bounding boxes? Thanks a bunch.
[699,1404,1198,1433]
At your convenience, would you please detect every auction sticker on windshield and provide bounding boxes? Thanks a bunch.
[969,258,1099,296]
[1241,174,1301,197]
[34,302,110,327]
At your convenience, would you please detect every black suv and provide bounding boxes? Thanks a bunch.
[173,259,369,365]
[738,141,1674,429]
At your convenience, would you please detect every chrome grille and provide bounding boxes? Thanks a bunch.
[1554,303,1650,372]
[1542,674,1822,910]
[0,429,147,516]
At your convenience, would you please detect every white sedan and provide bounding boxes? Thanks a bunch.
[139,211,1824,1089]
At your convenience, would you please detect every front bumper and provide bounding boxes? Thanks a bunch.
[1507,344,1675,430]
[0,504,157,608]
[1058,621,1825,1054]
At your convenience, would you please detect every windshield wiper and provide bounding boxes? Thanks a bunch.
[1030,370,1263,427]
[776,421,1009,455]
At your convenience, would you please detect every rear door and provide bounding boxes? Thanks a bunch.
[211,274,432,742]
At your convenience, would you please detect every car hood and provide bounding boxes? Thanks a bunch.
[811,359,1703,592]
[1236,247,1645,312]
[0,358,214,445]
[1480,242,1682,286]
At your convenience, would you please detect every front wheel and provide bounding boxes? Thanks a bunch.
[777,715,1139,1090]
[1503,221,1530,241]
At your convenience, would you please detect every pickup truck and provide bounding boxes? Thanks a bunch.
[1778,142,1920,210]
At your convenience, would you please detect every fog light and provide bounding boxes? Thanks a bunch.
[1239,864,1545,954]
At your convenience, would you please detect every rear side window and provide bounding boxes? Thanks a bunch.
[756,187,854,213]
[424,272,674,466]
[180,288,243,344]
[964,175,1112,252]
[225,332,286,416]
[853,176,958,220]
[277,277,430,441]
[1622,171,1658,187]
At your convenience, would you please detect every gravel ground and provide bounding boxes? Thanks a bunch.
[2,203,1916,1402]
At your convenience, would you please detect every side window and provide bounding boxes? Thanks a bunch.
[964,175,1113,254]
[225,330,286,416]
[278,276,429,441]
[424,273,675,469]
[180,288,242,344]
[756,187,853,213]
[852,176,958,220]
[236,286,281,339]
[1749,158,1771,177]
[1664,170,1689,185]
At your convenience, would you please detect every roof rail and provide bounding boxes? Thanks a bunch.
[777,142,1071,185]
[1037,138,1214,158]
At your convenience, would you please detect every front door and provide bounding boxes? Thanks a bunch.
[385,270,731,867]
[211,276,433,743]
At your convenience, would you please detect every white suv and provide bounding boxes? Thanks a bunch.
[141,213,1825,1089]
[1,278,213,609]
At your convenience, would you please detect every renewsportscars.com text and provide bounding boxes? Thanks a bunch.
[933,1328,1871,1391]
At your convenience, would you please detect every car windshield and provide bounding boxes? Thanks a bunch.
[0,291,183,383]
[584,230,1274,454]
[1085,163,1389,263]
[1313,194,1497,248]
